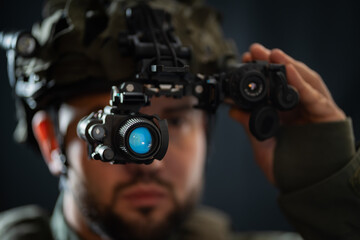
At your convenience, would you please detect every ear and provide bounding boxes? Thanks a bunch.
[32,111,63,176]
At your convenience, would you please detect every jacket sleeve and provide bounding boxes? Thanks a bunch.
[0,205,54,240]
[274,118,360,240]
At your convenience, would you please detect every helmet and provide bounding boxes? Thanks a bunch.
[1,0,238,149]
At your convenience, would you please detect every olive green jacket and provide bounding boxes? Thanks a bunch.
[0,119,358,240]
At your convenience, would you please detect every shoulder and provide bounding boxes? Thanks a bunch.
[181,206,303,240]
[0,205,53,240]
[231,232,303,240]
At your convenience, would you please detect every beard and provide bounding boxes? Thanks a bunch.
[71,169,202,240]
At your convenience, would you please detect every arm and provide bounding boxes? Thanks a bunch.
[231,43,360,239]
[275,118,359,240]
[230,43,347,184]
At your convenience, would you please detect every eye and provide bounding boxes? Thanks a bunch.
[166,117,185,127]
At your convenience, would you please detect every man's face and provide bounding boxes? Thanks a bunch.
[58,93,207,239]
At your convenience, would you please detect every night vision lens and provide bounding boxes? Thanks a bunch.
[118,117,161,161]
[238,72,267,103]
[129,127,153,154]
[243,77,263,97]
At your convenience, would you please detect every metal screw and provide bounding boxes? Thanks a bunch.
[195,85,203,94]
[151,65,157,72]
[126,83,135,92]
[126,8,132,17]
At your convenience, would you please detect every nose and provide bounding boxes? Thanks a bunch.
[123,158,164,178]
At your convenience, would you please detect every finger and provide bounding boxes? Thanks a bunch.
[249,43,271,61]
[286,63,323,106]
[242,51,252,62]
[287,63,346,122]
[270,49,332,99]
[229,107,250,127]
[230,107,276,185]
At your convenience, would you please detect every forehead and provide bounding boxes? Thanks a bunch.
[58,92,201,137]
[63,92,198,117]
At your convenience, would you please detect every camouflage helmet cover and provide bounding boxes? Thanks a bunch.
[12,0,238,146]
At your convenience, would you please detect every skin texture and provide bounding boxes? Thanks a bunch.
[32,43,346,239]
[33,95,206,240]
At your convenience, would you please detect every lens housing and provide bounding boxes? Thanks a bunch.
[118,117,161,162]
[240,71,267,102]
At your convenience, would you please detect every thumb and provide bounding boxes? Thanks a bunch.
[229,107,250,127]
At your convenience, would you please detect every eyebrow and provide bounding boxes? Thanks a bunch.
[162,104,195,114]
[87,103,196,115]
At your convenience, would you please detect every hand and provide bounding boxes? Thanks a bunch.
[230,43,346,184]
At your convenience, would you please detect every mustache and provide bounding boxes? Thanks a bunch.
[110,167,176,207]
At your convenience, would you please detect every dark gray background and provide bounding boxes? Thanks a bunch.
[1,0,359,232]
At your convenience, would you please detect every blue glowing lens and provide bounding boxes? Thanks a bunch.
[129,127,152,154]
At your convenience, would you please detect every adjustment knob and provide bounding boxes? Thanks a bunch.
[249,105,279,141]
[94,145,115,162]
[89,124,106,141]
[275,85,299,110]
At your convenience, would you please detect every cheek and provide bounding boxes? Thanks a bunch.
[163,125,206,203]
[66,138,88,180]
[66,138,106,201]
[66,137,132,206]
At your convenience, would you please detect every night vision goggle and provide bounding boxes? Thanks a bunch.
[1,3,299,165]
[76,4,299,164]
